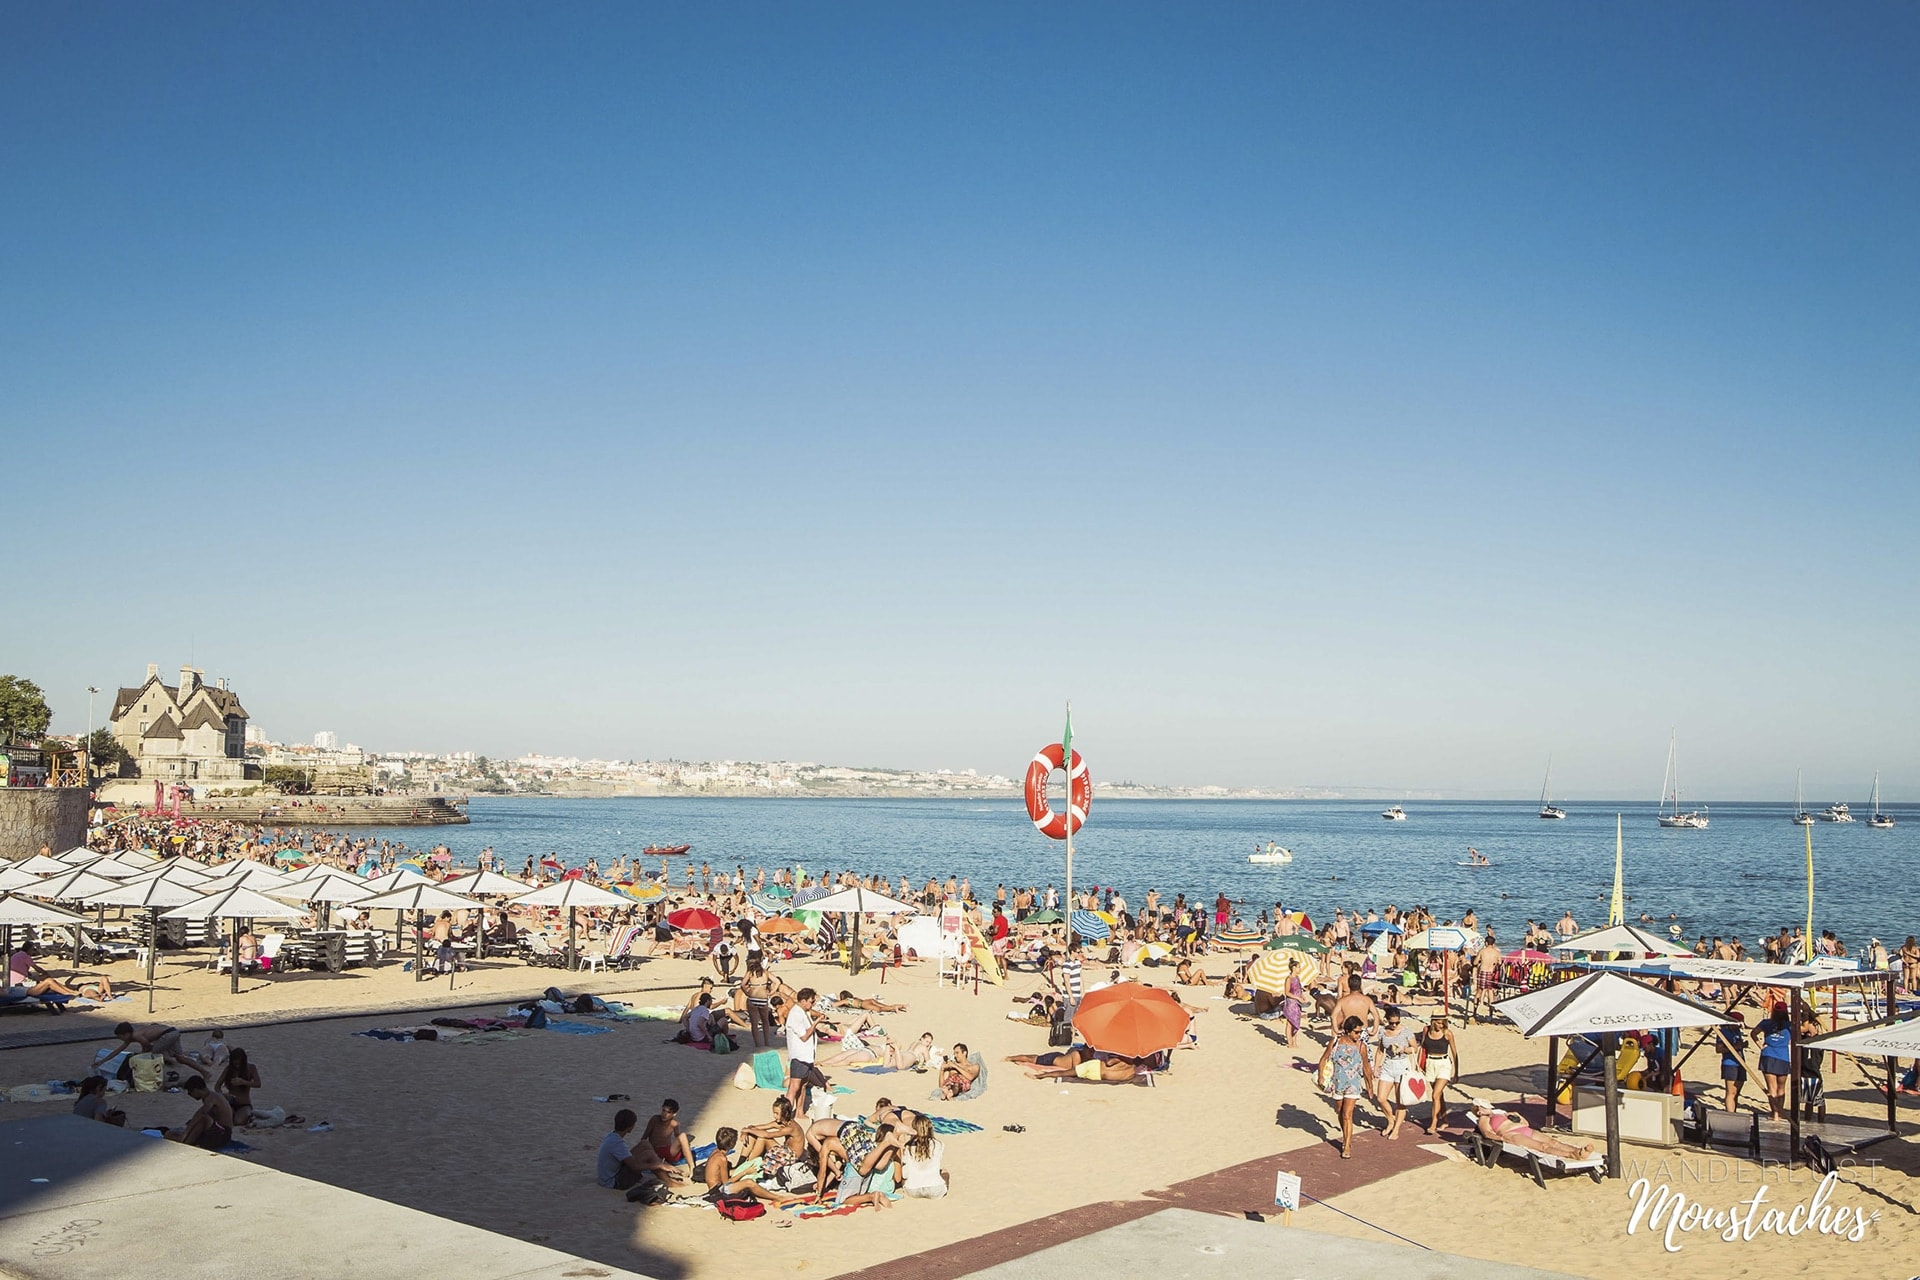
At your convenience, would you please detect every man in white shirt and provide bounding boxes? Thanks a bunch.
[784,988,820,1111]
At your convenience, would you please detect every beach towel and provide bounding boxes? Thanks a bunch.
[752,1051,785,1091]
[542,1020,613,1036]
[929,1052,988,1102]
[218,1139,256,1154]
[854,1065,897,1074]
[925,1115,984,1135]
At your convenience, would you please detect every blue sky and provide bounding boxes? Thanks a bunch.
[3,4,1915,796]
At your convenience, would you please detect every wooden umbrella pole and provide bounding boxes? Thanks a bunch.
[1602,1032,1621,1180]
[147,907,158,1015]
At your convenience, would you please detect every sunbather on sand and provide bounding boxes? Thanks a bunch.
[1006,1047,1138,1083]
[937,1043,981,1099]
[1468,1100,1596,1161]
[834,990,907,1013]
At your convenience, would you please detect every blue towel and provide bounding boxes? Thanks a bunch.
[854,1065,897,1074]
[542,1020,612,1036]
[691,1142,716,1161]
[925,1115,983,1135]
[218,1139,256,1154]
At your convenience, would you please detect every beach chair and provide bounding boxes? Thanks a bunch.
[0,990,70,1016]
[1691,1106,1762,1161]
[1466,1129,1606,1187]
[522,934,568,968]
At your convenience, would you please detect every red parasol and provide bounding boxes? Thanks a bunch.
[1071,984,1192,1059]
[668,907,723,931]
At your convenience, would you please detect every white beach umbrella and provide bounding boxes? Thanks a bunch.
[441,870,532,896]
[60,855,150,880]
[18,868,122,904]
[90,877,205,1014]
[121,860,216,888]
[1552,923,1696,958]
[164,884,308,994]
[0,866,48,893]
[356,882,479,980]
[0,894,87,926]
[56,846,97,864]
[201,862,298,892]
[287,864,368,886]
[510,877,631,966]
[1495,970,1727,1181]
[796,887,918,975]
[365,864,430,885]
[1804,1016,1920,1057]
[13,854,70,876]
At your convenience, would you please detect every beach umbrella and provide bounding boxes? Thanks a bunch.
[1247,950,1303,995]
[56,846,98,864]
[763,884,793,899]
[1023,908,1064,925]
[1359,920,1404,936]
[1495,970,1727,1180]
[1805,1016,1920,1057]
[201,862,299,892]
[90,876,202,1013]
[1068,910,1109,941]
[0,866,48,892]
[511,878,631,968]
[163,885,307,994]
[365,864,430,886]
[121,859,215,887]
[790,887,916,975]
[667,907,724,932]
[13,854,69,876]
[629,882,667,903]
[356,881,480,981]
[1214,926,1266,949]
[757,916,808,937]
[0,894,86,926]
[18,868,121,904]
[1552,923,1695,959]
[1265,933,1329,955]
[1131,942,1173,965]
[1072,984,1192,1060]
[442,870,535,958]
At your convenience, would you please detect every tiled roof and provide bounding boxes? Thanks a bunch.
[143,713,183,740]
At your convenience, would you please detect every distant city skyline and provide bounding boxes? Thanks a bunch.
[6,6,1915,798]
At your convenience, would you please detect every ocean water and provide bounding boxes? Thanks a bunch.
[349,797,1918,951]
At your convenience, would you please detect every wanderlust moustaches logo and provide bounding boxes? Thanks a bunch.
[1625,1170,1878,1252]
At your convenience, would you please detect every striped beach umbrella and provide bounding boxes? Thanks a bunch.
[1068,910,1109,941]
[1247,950,1298,995]
[1265,934,1330,954]
[1214,925,1266,949]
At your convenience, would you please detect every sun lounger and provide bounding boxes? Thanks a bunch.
[0,991,73,1016]
[1465,1129,1605,1187]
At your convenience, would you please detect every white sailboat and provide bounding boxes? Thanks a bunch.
[1656,732,1709,828]
[1538,756,1567,820]
[1870,772,1895,829]
[1790,769,1814,825]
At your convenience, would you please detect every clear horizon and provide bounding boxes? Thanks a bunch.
[5,5,1915,797]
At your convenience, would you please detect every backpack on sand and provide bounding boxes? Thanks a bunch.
[716,1195,765,1221]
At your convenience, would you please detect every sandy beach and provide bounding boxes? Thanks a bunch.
[4,942,1915,1280]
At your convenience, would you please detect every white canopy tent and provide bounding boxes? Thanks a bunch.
[438,870,532,958]
[1802,1016,1920,1137]
[1496,971,1728,1178]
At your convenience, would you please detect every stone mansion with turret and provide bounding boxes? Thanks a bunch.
[110,663,253,783]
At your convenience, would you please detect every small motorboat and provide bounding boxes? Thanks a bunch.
[643,843,693,856]
[1381,805,1407,821]
[1248,842,1293,865]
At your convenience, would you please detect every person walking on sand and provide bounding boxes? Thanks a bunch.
[1319,1017,1375,1159]
[1418,1014,1460,1136]
[784,988,821,1112]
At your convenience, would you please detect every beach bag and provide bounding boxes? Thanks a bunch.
[525,1006,548,1030]
[732,1063,757,1090]
[1398,1075,1427,1106]
[572,994,596,1014]
[711,1033,735,1054]
[716,1195,764,1221]
[1048,1018,1073,1048]
[543,987,565,1003]
[130,1053,165,1093]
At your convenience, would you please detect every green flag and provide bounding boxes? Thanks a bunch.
[1062,704,1072,761]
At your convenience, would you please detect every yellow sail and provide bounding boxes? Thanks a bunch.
[1608,813,1625,927]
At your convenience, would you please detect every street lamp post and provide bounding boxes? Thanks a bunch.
[86,686,99,785]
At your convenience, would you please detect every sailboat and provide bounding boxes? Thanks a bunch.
[1790,769,1814,825]
[1538,756,1567,820]
[1870,773,1895,829]
[1656,732,1709,828]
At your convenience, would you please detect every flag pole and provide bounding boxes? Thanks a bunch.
[1063,700,1074,917]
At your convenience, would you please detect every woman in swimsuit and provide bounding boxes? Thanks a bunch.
[216,1049,261,1126]
[1419,1014,1460,1136]
[1470,1102,1596,1161]
[1319,1017,1374,1158]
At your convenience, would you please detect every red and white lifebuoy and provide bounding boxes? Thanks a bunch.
[1024,742,1091,840]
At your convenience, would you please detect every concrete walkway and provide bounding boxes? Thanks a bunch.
[960,1207,1590,1280]
[0,1116,654,1280]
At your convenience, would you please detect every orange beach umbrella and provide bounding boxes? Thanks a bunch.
[1071,984,1192,1059]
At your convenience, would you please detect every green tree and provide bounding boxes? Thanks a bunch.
[0,675,52,742]
[86,727,131,773]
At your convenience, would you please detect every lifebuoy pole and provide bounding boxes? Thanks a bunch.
[1063,701,1074,919]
